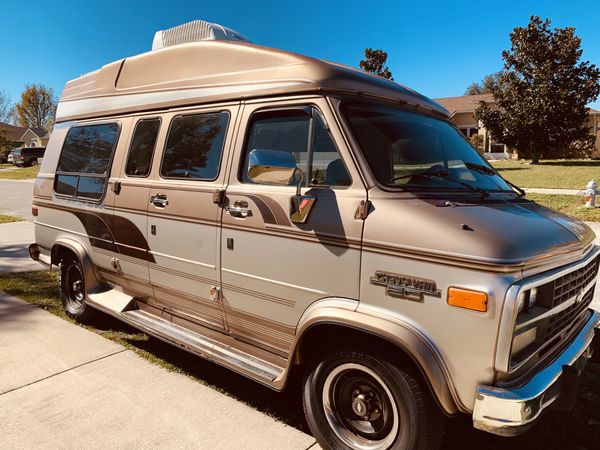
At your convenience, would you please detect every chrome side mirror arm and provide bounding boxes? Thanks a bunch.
[290,168,317,224]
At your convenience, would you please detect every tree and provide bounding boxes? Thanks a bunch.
[15,84,57,130]
[465,72,503,95]
[0,90,13,124]
[475,16,600,163]
[359,49,393,80]
[0,129,11,165]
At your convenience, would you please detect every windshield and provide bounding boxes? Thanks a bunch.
[342,102,513,194]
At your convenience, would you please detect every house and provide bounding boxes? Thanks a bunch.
[20,127,50,147]
[0,122,50,148]
[434,94,600,160]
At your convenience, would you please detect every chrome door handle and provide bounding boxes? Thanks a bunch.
[150,194,169,208]
[225,203,252,218]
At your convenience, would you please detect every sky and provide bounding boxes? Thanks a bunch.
[1,0,599,109]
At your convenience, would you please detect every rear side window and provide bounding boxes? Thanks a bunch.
[55,123,119,201]
[160,112,229,180]
[126,118,161,177]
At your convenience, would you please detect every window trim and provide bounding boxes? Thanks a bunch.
[238,104,352,189]
[53,121,121,203]
[159,110,230,182]
[124,117,162,179]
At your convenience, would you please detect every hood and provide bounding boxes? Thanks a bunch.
[364,195,595,272]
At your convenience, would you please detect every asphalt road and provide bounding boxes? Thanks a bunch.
[0,179,34,220]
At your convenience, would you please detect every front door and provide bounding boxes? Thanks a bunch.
[220,97,366,354]
[147,105,238,331]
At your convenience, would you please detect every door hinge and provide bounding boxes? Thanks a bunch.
[213,189,225,206]
[355,200,372,220]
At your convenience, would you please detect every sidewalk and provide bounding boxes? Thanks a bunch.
[524,187,582,195]
[0,221,42,272]
[0,292,317,449]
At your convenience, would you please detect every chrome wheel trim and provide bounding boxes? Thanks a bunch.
[322,362,399,450]
[66,264,85,311]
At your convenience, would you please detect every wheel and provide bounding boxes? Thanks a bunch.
[30,159,37,166]
[303,349,445,450]
[59,256,95,322]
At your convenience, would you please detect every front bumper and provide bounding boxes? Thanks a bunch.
[473,310,599,436]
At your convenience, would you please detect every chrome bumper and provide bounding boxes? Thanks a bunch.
[473,310,599,436]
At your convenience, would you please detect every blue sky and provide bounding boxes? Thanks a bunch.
[1,0,599,109]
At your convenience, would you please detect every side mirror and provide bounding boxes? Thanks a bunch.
[246,149,317,224]
[247,149,297,186]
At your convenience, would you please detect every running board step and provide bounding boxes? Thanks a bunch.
[121,310,284,383]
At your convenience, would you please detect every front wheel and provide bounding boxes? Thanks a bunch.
[59,256,95,322]
[303,349,445,450]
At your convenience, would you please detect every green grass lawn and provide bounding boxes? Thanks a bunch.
[526,193,600,222]
[0,165,40,180]
[0,214,24,224]
[492,159,600,189]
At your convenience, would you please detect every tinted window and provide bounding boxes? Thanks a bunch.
[54,123,119,200]
[342,102,512,193]
[58,124,119,174]
[126,119,160,177]
[242,108,350,187]
[161,112,228,180]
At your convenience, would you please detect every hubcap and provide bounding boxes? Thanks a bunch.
[322,363,399,450]
[65,265,85,310]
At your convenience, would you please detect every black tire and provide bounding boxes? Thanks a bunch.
[59,256,95,322]
[303,349,445,450]
[30,159,37,166]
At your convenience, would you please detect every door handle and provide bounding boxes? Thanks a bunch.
[150,194,169,208]
[225,201,252,218]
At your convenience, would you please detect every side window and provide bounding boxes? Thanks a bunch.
[126,118,160,177]
[241,108,350,187]
[55,123,119,201]
[161,112,229,180]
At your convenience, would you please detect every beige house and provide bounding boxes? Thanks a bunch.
[20,127,50,147]
[0,122,50,148]
[434,94,600,159]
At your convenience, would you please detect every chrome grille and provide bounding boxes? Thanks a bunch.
[544,285,595,343]
[551,256,599,307]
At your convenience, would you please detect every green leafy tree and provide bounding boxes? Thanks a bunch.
[475,16,600,163]
[359,49,393,80]
[15,84,57,130]
[0,129,11,165]
[465,72,503,95]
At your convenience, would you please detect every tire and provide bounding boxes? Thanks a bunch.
[303,349,445,450]
[59,256,95,322]
[30,159,37,166]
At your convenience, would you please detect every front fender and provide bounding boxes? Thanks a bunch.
[287,298,464,415]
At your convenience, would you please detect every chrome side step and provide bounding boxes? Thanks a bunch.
[120,310,284,383]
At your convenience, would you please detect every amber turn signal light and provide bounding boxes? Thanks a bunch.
[32,207,38,217]
[447,288,488,312]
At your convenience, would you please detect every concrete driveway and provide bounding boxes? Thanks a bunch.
[0,292,317,449]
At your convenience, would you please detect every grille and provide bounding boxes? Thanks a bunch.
[544,285,595,342]
[552,256,599,307]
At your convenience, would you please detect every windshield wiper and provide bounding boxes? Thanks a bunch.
[464,162,526,197]
[390,170,489,198]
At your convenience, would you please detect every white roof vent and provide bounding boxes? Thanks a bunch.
[152,20,249,50]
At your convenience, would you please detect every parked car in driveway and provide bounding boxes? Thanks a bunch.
[7,151,14,164]
[13,147,45,167]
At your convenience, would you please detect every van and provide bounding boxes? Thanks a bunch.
[29,20,599,449]
[13,146,46,166]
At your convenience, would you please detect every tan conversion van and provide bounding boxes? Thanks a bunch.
[30,20,599,450]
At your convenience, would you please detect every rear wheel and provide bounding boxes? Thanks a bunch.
[59,256,95,322]
[303,349,445,450]
[30,159,37,166]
